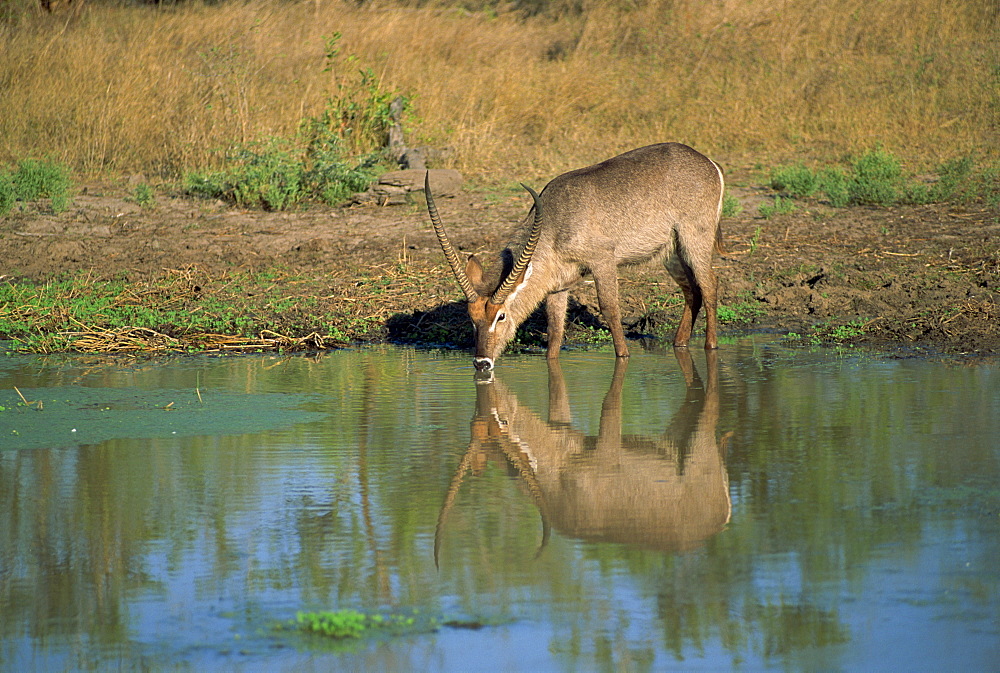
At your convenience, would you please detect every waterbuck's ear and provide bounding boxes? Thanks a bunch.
[465,255,485,287]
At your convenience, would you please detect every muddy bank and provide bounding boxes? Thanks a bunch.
[1,176,998,357]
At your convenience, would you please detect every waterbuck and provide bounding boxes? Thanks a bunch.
[425,142,724,371]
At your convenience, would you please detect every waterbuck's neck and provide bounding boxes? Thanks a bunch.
[494,236,570,324]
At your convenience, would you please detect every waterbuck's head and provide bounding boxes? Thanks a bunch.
[425,173,543,371]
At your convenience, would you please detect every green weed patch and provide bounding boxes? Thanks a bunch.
[0,158,73,215]
[0,266,392,353]
[769,150,1000,208]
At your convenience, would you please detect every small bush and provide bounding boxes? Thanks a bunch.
[1,159,74,213]
[185,136,379,210]
[848,148,904,205]
[758,195,796,218]
[0,171,14,215]
[770,164,819,197]
[183,33,397,211]
[818,167,851,207]
[229,139,305,210]
[302,136,380,205]
[721,192,743,217]
[766,150,998,209]
[126,183,156,208]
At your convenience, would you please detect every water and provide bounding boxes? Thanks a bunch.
[1,338,997,671]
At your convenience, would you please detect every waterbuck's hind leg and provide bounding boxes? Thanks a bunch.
[665,252,718,349]
[665,254,699,347]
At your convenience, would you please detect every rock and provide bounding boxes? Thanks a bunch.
[351,168,463,206]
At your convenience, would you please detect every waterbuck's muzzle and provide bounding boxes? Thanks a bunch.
[473,357,494,372]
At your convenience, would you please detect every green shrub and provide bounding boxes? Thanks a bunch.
[183,34,397,210]
[126,183,156,208]
[765,149,998,209]
[2,158,73,213]
[818,166,851,207]
[721,191,743,217]
[0,170,14,215]
[758,195,796,218]
[302,136,380,205]
[770,163,819,197]
[185,138,306,210]
[307,32,400,157]
[229,139,305,210]
[848,148,904,205]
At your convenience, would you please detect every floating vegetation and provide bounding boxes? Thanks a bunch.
[294,610,416,640]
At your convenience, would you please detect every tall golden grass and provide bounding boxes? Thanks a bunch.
[1,0,997,180]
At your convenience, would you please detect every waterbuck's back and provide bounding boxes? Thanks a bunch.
[533,142,723,266]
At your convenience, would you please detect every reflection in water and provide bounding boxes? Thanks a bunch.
[437,351,730,565]
[0,342,997,671]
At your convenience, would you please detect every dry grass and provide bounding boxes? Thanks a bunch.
[1,0,997,180]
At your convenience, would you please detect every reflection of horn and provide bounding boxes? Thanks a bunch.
[434,385,551,568]
[434,448,476,569]
[491,428,551,559]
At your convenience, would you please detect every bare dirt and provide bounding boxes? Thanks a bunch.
[2,173,999,357]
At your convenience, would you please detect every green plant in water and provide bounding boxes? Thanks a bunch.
[294,610,417,639]
[827,318,867,341]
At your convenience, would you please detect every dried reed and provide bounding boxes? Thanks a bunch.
[1,0,996,180]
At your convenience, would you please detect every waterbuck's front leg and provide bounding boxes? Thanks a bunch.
[545,289,570,359]
[590,261,630,358]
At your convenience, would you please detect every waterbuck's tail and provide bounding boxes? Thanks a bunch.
[712,159,726,255]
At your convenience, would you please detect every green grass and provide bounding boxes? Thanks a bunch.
[770,163,820,198]
[717,296,766,324]
[784,318,869,346]
[759,195,797,218]
[721,191,743,218]
[0,158,73,214]
[768,149,1000,209]
[0,268,371,352]
[126,183,156,208]
[184,34,399,210]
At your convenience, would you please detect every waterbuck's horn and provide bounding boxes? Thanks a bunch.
[425,171,478,302]
[491,183,542,305]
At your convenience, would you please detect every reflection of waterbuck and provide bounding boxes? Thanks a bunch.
[425,143,725,371]
[435,350,730,564]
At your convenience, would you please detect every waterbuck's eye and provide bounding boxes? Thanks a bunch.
[497,312,507,322]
